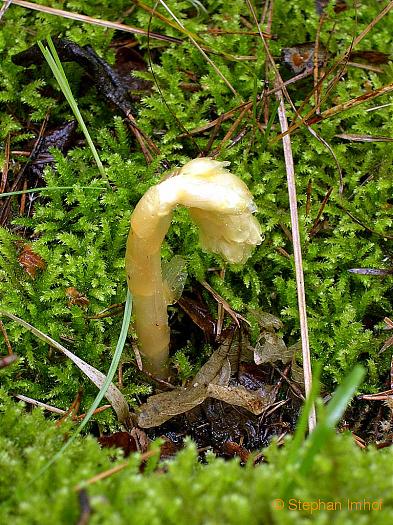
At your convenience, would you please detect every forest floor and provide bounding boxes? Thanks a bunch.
[0,2,393,521]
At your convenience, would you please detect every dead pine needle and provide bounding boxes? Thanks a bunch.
[0,319,13,355]
[6,0,179,44]
[14,394,66,415]
[275,85,316,432]
[75,449,158,490]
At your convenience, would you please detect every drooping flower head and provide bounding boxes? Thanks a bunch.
[126,158,263,375]
[132,157,263,263]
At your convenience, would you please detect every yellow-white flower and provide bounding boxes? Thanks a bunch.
[126,158,263,375]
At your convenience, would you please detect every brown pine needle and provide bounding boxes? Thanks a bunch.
[308,81,393,124]
[5,0,180,44]
[15,394,67,415]
[75,449,158,490]
[75,405,112,421]
[0,319,13,355]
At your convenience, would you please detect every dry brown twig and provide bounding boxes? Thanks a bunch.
[0,319,13,355]
[15,394,67,414]
[75,449,159,490]
[14,393,112,420]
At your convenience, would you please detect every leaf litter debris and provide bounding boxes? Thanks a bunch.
[138,312,298,436]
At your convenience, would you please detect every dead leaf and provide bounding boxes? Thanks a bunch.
[249,310,283,331]
[206,384,274,415]
[137,336,277,427]
[18,244,45,278]
[138,340,233,428]
[254,331,291,365]
[249,310,292,365]
[137,383,208,428]
[98,432,138,457]
[192,340,233,386]
[66,287,90,308]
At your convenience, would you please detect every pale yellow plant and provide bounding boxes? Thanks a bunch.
[125,158,262,376]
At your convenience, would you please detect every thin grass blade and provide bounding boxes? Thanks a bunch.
[38,38,108,183]
[9,290,133,483]
[0,186,106,198]
[0,309,131,424]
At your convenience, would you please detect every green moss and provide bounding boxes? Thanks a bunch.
[0,0,392,416]
[1,395,392,524]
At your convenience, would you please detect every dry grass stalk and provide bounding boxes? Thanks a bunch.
[275,87,317,432]
[244,0,316,431]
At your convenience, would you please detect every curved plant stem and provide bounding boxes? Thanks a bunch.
[126,158,262,377]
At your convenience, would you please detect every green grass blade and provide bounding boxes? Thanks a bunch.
[298,365,365,476]
[0,186,106,198]
[261,100,280,150]
[74,290,133,435]
[29,290,133,482]
[323,365,365,428]
[38,37,108,184]
[281,365,365,497]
